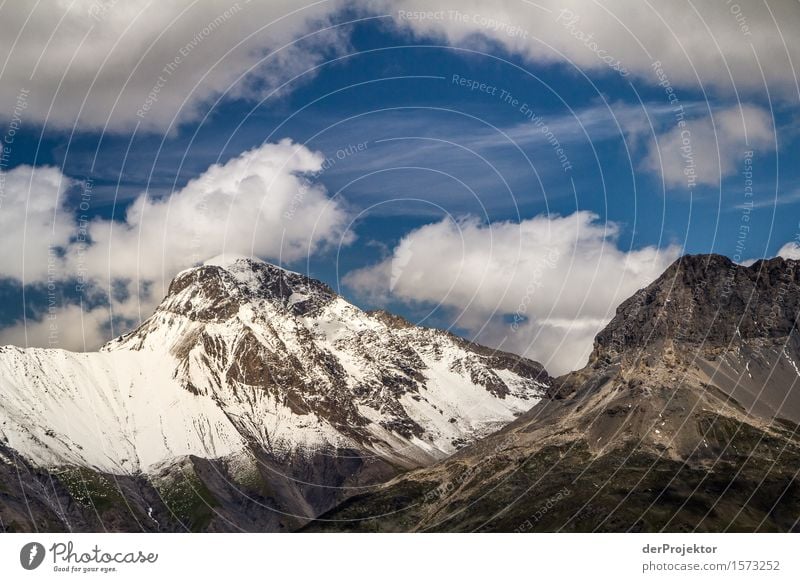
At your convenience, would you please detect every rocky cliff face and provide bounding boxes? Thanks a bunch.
[307,255,800,532]
[595,254,800,352]
[566,254,800,425]
[0,255,548,532]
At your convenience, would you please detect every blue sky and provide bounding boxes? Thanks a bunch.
[0,2,797,372]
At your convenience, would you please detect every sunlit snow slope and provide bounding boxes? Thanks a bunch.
[0,255,549,474]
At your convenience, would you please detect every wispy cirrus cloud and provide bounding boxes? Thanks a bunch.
[735,189,800,210]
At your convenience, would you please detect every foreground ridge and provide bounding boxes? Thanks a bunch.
[306,255,800,533]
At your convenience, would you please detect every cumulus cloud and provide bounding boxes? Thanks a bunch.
[0,304,111,353]
[0,165,74,281]
[0,140,351,349]
[345,211,680,375]
[638,104,774,189]
[0,0,347,132]
[386,0,800,97]
[69,139,350,289]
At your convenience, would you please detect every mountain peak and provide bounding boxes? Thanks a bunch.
[159,255,337,323]
[99,252,549,467]
[203,253,299,278]
[592,253,800,360]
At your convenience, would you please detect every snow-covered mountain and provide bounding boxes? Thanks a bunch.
[0,255,549,531]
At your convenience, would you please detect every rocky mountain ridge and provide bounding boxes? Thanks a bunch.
[307,255,800,532]
[5,253,800,532]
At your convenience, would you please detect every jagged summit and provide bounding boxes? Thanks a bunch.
[203,252,270,269]
[593,253,800,359]
[201,253,305,288]
[159,254,336,320]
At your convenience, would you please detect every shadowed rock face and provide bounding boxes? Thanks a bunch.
[569,254,800,425]
[594,254,800,357]
[0,256,548,532]
[306,255,800,533]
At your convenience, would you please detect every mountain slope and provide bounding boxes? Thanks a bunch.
[306,255,800,532]
[0,255,549,532]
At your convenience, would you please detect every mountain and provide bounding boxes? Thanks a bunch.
[0,255,549,532]
[306,255,800,532]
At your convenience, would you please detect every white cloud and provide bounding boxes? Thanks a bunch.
[640,104,774,188]
[0,140,351,349]
[0,0,347,132]
[0,165,74,281]
[1,0,796,135]
[777,241,800,260]
[0,304,111,353]
[387,0,800,97]
[345,211,680,375]
[69,139,351,292]
[741,240,800,265]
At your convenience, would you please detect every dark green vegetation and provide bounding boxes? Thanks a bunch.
[307,416,800,532]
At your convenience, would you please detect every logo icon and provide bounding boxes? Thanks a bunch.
[20,542,46,570]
